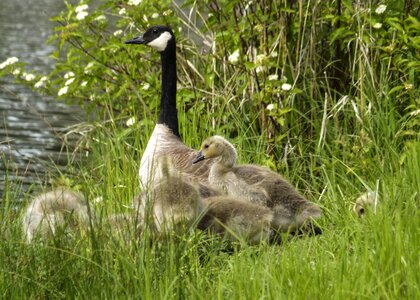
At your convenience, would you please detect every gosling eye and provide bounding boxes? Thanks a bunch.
[203,144,209,149]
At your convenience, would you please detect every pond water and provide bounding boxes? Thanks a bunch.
[0,0,86,200]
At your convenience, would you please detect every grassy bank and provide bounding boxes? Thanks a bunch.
[1,0,419,298]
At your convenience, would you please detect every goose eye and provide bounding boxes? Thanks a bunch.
[152,28,158,34]
[204,144,209,149]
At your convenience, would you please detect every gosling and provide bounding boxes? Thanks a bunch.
[198,196,274,244]
[133,156,204,234]
[193,136,322,234]
[22,188,89,243]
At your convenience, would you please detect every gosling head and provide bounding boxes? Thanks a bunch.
[125,25,175,52]
[192,136,237,167]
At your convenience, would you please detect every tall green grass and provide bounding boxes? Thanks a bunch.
[1,0,419,298]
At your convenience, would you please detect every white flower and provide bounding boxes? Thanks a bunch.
[228,49,240,63]
[162,10,172,16]
[118,8,126,15]
[281,83,292,91]
[270,51,278,58]
[142,82,150,90]
[81,81,88,87]
[64,71,75,79]
[268,74,278,81]
[76,11,88,20]
[126,116,136,127]
[0,57,19,69]
[12,68,21,75]
[58,86,68,96]
[373,23,382,29]
[375,4,387,14]
[113,30,123,36]
[255,66,265,74]
[95,15,106,22]
[34,76,47,88]
[266,104,275,111]
[93,196,103,204]
[24,73,35,81]
[151,13,159,19]
[128,0,142,5]
[75,4,88,13]
[84,62,94,74]
[255,54,267,65]
[142,15,149,23]
[65,77,75,86]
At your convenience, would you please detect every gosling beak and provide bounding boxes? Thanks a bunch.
[192,151,205,164]
[125,35,146,44]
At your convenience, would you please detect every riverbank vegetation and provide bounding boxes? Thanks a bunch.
[1,0,419,298]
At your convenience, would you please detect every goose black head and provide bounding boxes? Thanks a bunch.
[125,25,175,52]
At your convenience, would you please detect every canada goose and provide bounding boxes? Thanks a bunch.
[125,25,216,189]
[198,196,274,244]
[353,191,379,217]
[22,188,89,243]
[132,156,204,234]
[193,136,322,233]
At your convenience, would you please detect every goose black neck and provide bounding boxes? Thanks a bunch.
[158,40,179,138]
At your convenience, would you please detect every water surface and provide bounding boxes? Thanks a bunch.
[0,0,85,200]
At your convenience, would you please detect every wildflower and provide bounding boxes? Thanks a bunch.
[93,196,103,204]
[0,57,19,69]
[64,71,75,79]
[162,10,172,16]
[126,116,136,127]
[375,4,386,14]
[270,51,278,58]
[255,54,268,65]
[113,30,123,36]
[128,0,142,5]
[65,77,75,86]
[24,73,35,81]
[75,4,88,13]
[142,82,150,90]
[151,13,159,19]
[118,8,126,15]
[58,86,68,96]
[266,104,275,111]
[76,11,88,20]
[34,76,47,88]
[281,83,292,91]
[255,66,265,74]
[81,81,88,87]
[94,15,106,22]
[228,49,240,64]
[268,74,278,81]
[84,62,94,74]
[373,23,382,29]
[12,68,21,75]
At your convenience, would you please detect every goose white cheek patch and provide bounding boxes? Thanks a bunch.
[147,31,172,52]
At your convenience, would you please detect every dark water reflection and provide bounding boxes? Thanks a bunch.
[0,0,85,200]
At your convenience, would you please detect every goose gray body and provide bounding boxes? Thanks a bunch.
[194,136,322,232]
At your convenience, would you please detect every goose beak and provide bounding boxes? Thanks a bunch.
[125,35,146,44]
[192,151,205,164]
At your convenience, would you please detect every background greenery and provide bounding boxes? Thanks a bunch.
[1,0,419,298]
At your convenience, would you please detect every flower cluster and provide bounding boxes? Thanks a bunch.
[0,57,19,69]
[75,4,88,20]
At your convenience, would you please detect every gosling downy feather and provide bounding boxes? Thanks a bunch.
[22,188,89,243]
[125,25,215,189]
[193,135,322,233]
[198,196,274,245]
[133,156,204,234]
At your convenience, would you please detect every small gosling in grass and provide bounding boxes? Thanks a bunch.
[133,156,204,234]
[198,196,274,244]
[353,191,379,217]
[193,135,322,234]
[22,188,89,243]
